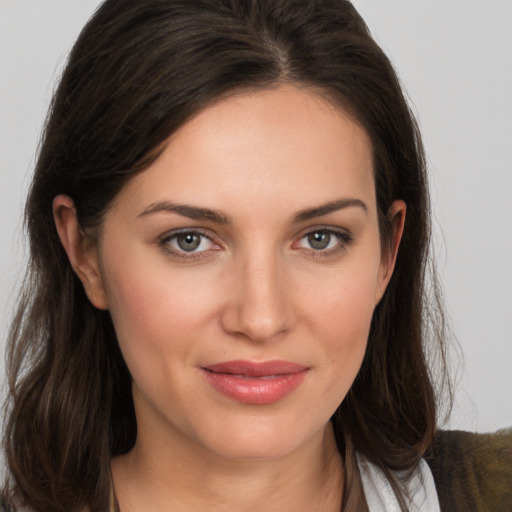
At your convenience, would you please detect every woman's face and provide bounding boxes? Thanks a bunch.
[84,85,403,461]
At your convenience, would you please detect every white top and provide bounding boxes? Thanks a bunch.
[358,454,441,512]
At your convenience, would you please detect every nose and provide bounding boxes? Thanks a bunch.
[220,250,294,343]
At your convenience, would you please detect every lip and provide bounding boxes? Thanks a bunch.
[201,360,309,405]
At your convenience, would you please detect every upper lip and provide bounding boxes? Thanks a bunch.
[202,360,309,377]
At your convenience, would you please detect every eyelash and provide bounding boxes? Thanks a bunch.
[159,229,220,260]
[159,227,354,260]
[294,228,354,258]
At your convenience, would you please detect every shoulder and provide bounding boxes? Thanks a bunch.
[425,428,512,512]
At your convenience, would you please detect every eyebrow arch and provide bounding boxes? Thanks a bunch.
[138,201,231,224]
[293,198,368,222]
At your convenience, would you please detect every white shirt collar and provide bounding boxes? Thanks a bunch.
[357,454,441,512]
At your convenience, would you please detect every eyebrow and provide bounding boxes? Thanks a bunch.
[138,197,367,224]
[138,201,231,224]
[293,198,368,222]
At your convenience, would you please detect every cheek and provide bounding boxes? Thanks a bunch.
[303,262,379,395]
[308,263,378,341]
[100,250,221,372]
[322,287,373,375]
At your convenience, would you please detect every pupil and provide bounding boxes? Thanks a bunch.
[177,233,201,251]
[308,232,330,250]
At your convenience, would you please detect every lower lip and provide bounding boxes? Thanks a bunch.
[202,369,308,405]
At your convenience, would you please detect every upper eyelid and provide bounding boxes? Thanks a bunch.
[157,230,222,262]
[160,228,216,243]
[158,225,353,251]
[295,224,353,240]
[159,229,221,256]
[295,226,354,249]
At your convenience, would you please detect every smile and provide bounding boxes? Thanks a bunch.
[201,360,309,405]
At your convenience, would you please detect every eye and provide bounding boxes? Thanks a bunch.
[302,231,336,250]
[161,230,218,256]
[295,228,353,254]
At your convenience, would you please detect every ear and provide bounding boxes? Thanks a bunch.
[375,199,406,304]
[53,195,109,310]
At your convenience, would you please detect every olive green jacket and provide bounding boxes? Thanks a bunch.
[426,428,512,512]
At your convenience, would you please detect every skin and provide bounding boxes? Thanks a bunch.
[54,85,405,511]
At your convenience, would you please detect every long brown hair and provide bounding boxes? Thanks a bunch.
[2,1,451,510]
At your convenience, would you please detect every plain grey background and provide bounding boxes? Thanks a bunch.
[1,1,511,433]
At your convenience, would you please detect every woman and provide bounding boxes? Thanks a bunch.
[2,1,510,511]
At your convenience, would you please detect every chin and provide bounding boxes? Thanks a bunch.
[207,437,308,462]
[193,411,329,463]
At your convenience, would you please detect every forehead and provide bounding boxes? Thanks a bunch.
[110,85,376,219]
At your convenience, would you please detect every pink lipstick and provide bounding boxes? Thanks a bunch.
[202,360,308,405]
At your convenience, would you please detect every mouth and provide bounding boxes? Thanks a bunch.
[201,360,309,405]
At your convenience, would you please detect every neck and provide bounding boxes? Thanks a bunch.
[111,422,344,512]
